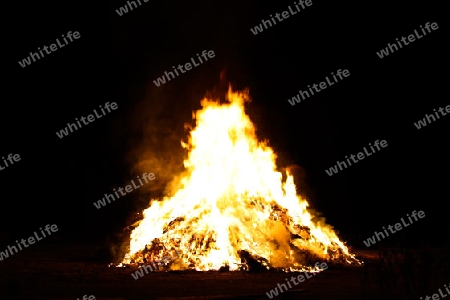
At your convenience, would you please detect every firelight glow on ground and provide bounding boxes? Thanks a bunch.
[120,88,360,271]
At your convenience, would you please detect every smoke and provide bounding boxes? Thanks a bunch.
[126,87,188,202]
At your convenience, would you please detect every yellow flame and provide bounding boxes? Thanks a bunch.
[122,87,359,271]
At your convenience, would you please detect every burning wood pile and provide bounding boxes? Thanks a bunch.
[118,88,360,271]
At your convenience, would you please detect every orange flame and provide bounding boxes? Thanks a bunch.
[121,87,359,271]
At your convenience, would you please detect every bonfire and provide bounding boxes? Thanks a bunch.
[119,87,360,271]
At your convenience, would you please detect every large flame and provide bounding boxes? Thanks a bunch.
[121,88,359,271]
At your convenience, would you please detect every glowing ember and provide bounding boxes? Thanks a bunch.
[121,87,360,271]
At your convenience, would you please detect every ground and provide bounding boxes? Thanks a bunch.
[1,240,449,300]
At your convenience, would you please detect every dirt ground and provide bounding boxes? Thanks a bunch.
[0,241,449,300]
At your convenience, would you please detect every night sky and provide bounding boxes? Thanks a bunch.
[3,0,448,251]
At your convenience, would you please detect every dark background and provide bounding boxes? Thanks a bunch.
[2,0,448,254]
